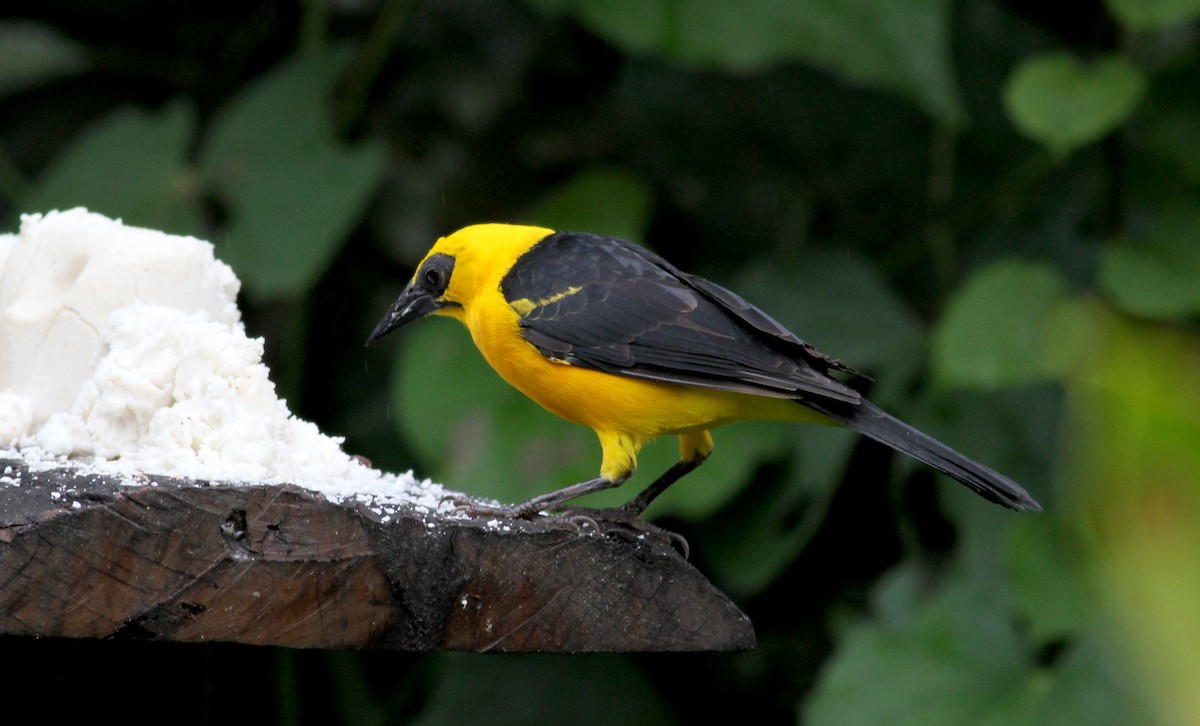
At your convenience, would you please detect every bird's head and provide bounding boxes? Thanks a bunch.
[367,223,553,344]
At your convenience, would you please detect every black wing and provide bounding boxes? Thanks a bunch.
[500,231,863,404]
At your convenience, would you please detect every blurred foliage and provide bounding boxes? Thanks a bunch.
[1,0,1199,724]
[1105,0,1200,28]
[527,0,965,124]
[1056,300,1200,725]
[1003,52,1145,158]
[17,44,385,297]
[931,259,1070,388]
[0,21,85,95]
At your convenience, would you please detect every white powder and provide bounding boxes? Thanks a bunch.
[0,390,32,445]
[0,209,451,516]
[0,208,240,426]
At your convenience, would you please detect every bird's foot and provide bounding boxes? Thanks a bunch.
[438,495,688,558]
[439,494,542,520]
[557,506,689,559]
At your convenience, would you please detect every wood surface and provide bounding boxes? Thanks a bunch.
[0,457,754,652]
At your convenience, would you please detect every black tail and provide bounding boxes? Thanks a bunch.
[807,398,1042,512]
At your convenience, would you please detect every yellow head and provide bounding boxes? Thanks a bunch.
[366,223,552,342]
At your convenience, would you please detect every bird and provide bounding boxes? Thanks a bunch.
[367,223,1041,525]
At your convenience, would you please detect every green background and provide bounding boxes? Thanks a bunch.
[3,0,1199,723]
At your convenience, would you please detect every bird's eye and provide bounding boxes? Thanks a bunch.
[418,253,455,292]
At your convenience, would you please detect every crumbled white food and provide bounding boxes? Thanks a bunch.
[0,209,240,429]
[0,390,32,447]
[0,209,453,516]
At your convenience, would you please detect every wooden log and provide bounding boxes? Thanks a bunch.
[0,457,754,652]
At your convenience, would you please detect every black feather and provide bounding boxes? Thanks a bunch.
[808,399,1041,511]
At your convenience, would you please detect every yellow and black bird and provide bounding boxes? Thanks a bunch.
[368,224,1041,521]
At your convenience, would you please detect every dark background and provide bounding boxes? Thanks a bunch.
[2,1,1198,723]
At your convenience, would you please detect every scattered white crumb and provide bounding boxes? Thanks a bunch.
[0,209,458,518]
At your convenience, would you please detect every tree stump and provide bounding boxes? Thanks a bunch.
[0,457,753,652]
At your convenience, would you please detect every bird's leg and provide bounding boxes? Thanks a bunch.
[622,429,713,514]
[454,474,628,520]
[558,431,710,519]
[619,455,706,515]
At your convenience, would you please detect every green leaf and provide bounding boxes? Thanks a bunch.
[0,21,87,95]
[1099,187,1200,321]
[1099,241,1200,320]
[525,0,965,126]
[1015,630,1152,726]
[528,167,653,242]
[200,46,386,297]
[1007,515,1092,643]
[931,260,1070,390]
[1105,0,1200,28]
[805,577,1028,726]
[21,102,200,234]
[1003,53,1146,157]
[805,573,1149,726]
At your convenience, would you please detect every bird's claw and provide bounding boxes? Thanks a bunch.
[437,493,479,513]
[557,506,689,559]
[436,495,688,558]
[565,512,602,533]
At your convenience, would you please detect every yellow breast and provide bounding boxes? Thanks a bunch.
[459,289,811,438]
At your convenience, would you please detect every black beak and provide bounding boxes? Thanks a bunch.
[366,283,445,345]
